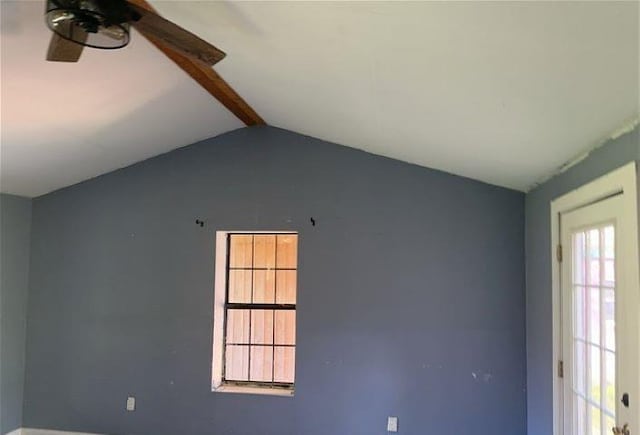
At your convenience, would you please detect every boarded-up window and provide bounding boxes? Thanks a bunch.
[221,233,297,389]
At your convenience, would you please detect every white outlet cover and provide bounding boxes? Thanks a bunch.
[387,416,398,432]
[126,396,135,412]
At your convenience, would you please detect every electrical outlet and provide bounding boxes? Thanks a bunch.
[387,416,398,432]
[126,396,135,412]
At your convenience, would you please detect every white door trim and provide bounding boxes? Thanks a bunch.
[550,161,639,435]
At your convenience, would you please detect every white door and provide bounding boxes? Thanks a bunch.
[561,194,639,435]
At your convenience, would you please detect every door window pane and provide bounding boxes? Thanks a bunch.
[590,406,601,435]
[604,350,616,414]
[575,286,586,340]
[603,290,615,351]
[588,259,600,286]
[574,339,586,395]
[574,233,586,284]
[576,396,587,434]
[604,416,616,435]
[588,287,601,345]
[603,227,614,259]
[603,260,615,287]
[588,229,600,259]
[589,344,601,403]
[569,225,616,435]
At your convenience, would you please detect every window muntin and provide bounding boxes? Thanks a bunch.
[222,233,297,389]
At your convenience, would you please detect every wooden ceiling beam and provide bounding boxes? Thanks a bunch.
[129,0,265,126]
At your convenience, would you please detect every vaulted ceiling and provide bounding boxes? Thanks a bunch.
[1,1,638,197]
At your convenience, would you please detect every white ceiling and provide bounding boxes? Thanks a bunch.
[1,1,638,197]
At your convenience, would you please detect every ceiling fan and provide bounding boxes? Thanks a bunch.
[43,0,264,126]
[45,0,226,65]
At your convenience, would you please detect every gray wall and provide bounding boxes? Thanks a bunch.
[23,126,526,435]
[525,126,640,434]
[1,194,32,434]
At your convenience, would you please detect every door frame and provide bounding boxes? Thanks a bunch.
[550,161,639,435]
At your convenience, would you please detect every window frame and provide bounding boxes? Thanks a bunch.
[212,230,297,397]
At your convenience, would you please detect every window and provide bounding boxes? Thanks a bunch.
[212,232,298,396]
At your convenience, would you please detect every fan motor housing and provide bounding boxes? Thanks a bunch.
[45,0,132,49]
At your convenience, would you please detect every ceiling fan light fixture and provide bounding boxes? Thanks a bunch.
[49,10,75,25]
[100,25,127,41]
[45,0,130,49]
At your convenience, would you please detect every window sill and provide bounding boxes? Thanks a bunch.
[213,384,295,397]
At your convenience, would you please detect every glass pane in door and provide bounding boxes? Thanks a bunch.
[571,225,616,435]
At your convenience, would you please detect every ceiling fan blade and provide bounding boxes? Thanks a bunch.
[126,2,226,67]
[46,21,87,62]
